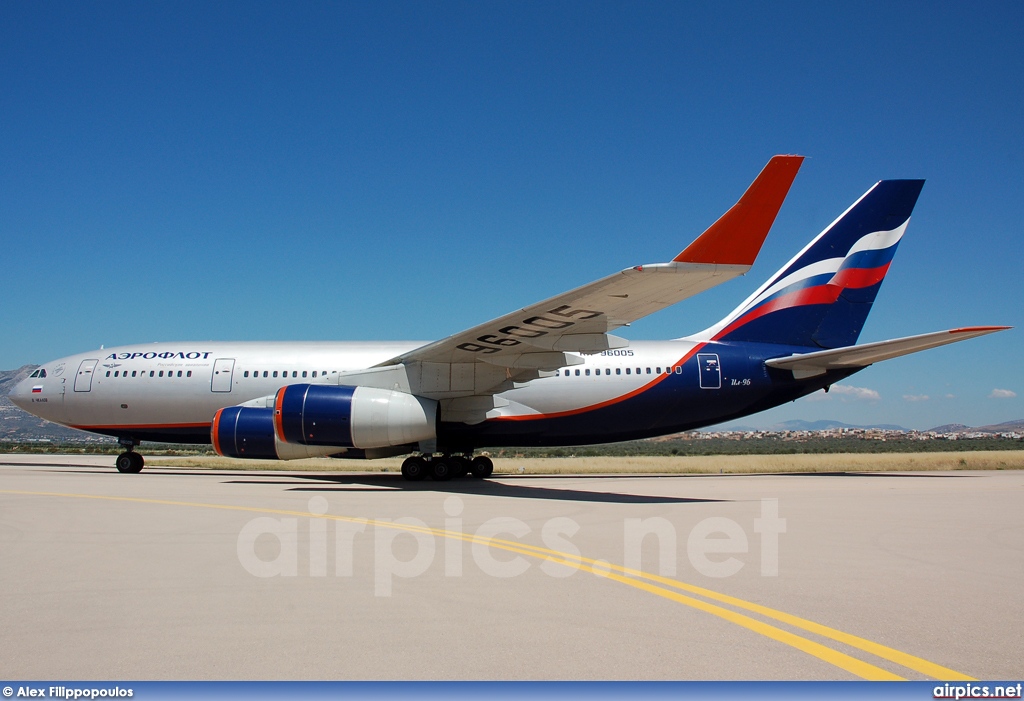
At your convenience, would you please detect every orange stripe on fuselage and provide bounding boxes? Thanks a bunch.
[492,346,704,422]
[72,422,212,430]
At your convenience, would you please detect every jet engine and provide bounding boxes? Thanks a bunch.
[212,384,437,460]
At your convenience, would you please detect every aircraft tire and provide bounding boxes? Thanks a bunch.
[116,452,143,474]
[431,458,452,481]
[470,455,494,478]
[401,456,427,481]
[452,456,470,478]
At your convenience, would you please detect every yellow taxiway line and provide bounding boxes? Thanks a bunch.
[0,489,976,681]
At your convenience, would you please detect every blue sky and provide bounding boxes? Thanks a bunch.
[2,1,1021,430]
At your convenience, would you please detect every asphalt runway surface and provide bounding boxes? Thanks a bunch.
[0,456,1021,681]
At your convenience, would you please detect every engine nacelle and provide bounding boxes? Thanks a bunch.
[274,384,437,448]
[212,405,344,460]
[211,385,438,460]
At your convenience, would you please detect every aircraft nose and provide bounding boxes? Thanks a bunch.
[8,377,33,410]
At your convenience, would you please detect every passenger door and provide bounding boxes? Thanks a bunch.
[211,358,235,393]
[697,353,722,389]
[73,359,99,392]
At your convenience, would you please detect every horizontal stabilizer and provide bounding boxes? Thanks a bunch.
[765,326,1010,379]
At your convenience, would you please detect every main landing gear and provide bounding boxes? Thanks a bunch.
[400,454,494,482]
[115,438,145,474]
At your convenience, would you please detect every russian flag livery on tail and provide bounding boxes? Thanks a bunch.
[8,158,1009,478]
[702,180,924,349]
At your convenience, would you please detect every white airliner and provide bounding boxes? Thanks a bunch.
[9,156,1008,479]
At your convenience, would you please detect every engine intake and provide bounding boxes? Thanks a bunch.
[212,405,278,459]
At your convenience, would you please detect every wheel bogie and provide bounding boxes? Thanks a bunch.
[399,454,493,481]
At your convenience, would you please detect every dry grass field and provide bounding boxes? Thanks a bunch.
[146,450,1024,474]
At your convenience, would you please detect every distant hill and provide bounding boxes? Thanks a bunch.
[771,419,909,432]
[714,418,1024,434]
[927,420,1024,433]
[712,419,909,432]
[0,366,37,393]
[928,423,972,433]
[966,419,1024,433]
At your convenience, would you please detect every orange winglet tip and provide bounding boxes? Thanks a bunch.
[949,326,1012,334]
[674,155,804,266]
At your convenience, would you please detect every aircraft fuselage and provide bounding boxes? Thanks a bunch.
[10,339,842,450]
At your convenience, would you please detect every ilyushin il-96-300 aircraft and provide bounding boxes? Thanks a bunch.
[10,156,1009,479]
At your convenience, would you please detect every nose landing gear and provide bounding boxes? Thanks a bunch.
[115,438,144,473]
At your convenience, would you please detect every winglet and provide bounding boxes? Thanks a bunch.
[674,155,804,265]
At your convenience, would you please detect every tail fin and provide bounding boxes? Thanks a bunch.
[696,179,925,349]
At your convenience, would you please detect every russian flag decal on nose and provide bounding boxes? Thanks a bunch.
[32,386,43,393]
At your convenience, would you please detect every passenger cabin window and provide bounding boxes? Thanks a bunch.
[187,371,192,377]
[150,371,155,377]
[302,371,307,378]
[263,371,268,378]
[244,371,249,378]
[312,371,317,378]
[106,371,111,377]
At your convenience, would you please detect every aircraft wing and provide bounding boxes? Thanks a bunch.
[380,155,804,372]
[765,326,1011,379]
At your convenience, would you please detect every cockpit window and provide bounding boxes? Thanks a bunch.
[29,369,46,378]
